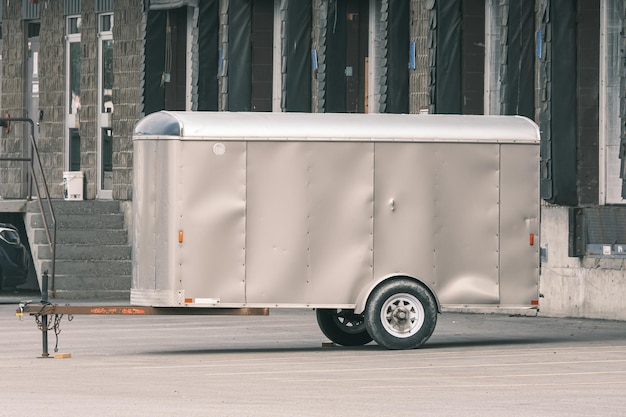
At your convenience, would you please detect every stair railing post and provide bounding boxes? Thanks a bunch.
[40,271,50,358]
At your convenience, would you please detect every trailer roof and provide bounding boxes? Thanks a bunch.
[134,111,540,143]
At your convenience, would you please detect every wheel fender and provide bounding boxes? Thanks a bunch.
[354,274,441,315]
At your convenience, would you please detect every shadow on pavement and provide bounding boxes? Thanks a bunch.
[0,289,41,305]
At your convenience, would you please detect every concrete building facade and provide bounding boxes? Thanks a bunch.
[0,0,625,319]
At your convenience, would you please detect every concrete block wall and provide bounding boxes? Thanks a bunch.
[540,205,626,320]
[111,1,144,201]
[0,1,27,199]
[79,0,99,200]
[410,0,429,113]
[218,2,228,111]
[38,0,66,199]
[311,0,325,113]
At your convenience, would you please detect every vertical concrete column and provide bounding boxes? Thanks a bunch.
[311,0,327,113]
[80,2,98,200]
[38,0,66,198]
[410,0,429,113]
[0,1,26,198]
[112,0,144,201]
[218,0,229,111]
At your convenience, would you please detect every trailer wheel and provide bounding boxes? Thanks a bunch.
[364,279,437,350]
[316,309,373,346]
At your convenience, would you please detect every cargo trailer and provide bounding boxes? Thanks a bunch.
[129,111,540,350]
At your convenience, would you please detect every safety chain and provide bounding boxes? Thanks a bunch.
[32,303,74,353]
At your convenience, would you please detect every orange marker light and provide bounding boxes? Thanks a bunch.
[529,233,535,246]
[531,299,539,306]
[184,298,193,304]
[179,231,184,243]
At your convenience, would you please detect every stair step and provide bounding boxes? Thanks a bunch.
[51,273,131,300]
[37,244,131,260]
[42,259,132,276]
[30,213,125,230]
[52,274,131,291]
[28,200,121,215]
[33,228,129,245]
[51,289,130,300]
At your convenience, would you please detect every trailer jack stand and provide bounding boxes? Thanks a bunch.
[20,271,67,359]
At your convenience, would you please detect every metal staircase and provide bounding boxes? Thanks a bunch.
[0,117,131,300]
[25,200,132,299]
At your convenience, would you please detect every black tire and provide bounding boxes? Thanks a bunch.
[364,278,437,350]
[316,308,373,346]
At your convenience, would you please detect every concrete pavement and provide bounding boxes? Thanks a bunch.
[1,295,626,417]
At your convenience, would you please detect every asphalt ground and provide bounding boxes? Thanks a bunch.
[1,292,626,417]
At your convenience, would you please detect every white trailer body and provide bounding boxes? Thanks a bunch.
[131,111,540,349]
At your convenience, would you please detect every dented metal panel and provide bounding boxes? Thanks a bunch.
[132,139,156,292]
[132,141,174,291]
[245,142,374,304]
[432,144,501,304]
[244,142,310,303]
[302,143,374,304]
[178,140,247,303]
[132,139,182,306]
[373,144,436,286]
[132,111,540,310]
[499,144,540,305]
[373,142,503,305]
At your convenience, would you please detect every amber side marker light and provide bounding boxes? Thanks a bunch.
[529,234,535,246]
[184,298,193,304]
[179,231,184,243]
[531,300,539,306]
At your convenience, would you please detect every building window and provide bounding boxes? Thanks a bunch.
[98,12,114,197]
[69,128,81,171]
[66,15,81,171]
[99,14,114,114]
[69,42,81,115]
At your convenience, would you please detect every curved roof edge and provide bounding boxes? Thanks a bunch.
[134,111,540,143]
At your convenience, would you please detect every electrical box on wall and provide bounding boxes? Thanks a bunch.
[568,206,626,258]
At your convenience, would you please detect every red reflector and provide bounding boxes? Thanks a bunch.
[529,234,535,246]
[531,299,539,306]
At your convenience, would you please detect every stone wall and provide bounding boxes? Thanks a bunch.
[38,0,65,199]
[311,0,325,112]
[218,0,228,111]
[79,1,98,200]
[410,0,429,113]
[112,1,144,201]
[0,1,26,199]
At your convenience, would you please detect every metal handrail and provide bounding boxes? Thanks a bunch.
[0,117,57,297]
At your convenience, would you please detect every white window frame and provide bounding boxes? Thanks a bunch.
[65,15,82,172]
[97,12,114,199]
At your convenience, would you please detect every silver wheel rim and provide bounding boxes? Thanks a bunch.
[380,293,425,338]
[333,310,367,335]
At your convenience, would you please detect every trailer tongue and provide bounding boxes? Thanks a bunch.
[16,272,269,358]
